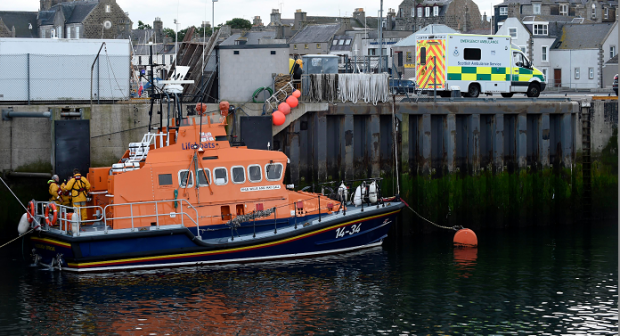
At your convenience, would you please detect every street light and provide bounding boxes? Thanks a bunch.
[174,18,180,73]
[212,0,218,35]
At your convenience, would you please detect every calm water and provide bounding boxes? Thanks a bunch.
[0,219,617,335]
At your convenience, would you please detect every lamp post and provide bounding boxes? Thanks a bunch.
[378,0,383,73]
[213,0,218,34]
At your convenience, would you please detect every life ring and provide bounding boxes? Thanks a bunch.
[45,203,58,226]
[27,200,35,223]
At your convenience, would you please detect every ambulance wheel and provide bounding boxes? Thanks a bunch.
[501,93,514,98]
[526,83,541,97]
[466,84,480,98]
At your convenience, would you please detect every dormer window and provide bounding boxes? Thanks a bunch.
[499,7,508,15]
[591,3,596,18]
[533,3,541,14]
[105,5,111,13]
[425,7,430,17]
[417,7,423,17]
[433,6,439,16]
[533,24,548,35]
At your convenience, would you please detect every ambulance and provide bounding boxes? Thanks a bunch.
[415,33,546,98]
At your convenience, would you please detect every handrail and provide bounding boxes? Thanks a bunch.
[103,199,200,238]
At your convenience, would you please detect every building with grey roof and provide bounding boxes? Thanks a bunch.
[0,12,39,37]
[548,22,617,89]
[289,24,344,56]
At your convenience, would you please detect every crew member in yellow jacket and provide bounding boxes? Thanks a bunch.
[48,175,62,203]
[64,168,91,221]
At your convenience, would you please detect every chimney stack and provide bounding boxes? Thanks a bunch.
[294,9,307,30]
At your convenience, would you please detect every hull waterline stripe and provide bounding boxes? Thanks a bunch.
[62,241,385,272]
[67,209,401,268]
[31,237,71,248]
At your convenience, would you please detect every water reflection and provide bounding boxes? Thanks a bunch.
[0,222,616,335]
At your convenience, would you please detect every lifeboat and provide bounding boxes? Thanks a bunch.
[23,107,403,272]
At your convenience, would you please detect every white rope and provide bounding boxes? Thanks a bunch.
[337,73,388,106]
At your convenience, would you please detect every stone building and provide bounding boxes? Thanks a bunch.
[493,0,617,33]
[393,0,487,32]
[38,0,132,39]
[0,12,39,37]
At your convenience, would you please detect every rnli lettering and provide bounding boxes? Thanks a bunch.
[182,142,216,150]
[35,244,55,252]
[240,185,281,192]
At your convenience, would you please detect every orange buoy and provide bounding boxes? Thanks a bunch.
[286,95,299,108]
[272,111,286,126]
[195,102,207,114]
[453,228,478,247]
[219,101,230,117]
[278,102,291,115]
[292,90,301,98]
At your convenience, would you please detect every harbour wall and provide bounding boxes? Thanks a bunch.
[0,99,617,233]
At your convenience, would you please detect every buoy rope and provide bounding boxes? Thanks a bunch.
[0,176,42,250]
[401,198,463,231]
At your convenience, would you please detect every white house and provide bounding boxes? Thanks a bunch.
[496,17,531,55]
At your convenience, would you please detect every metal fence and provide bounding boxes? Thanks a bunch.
[0,54,130,103]
[337,55,389,74]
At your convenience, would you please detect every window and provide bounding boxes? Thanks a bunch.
[499,7,508,15]
[533,3,541,14]
[138,56,142,65]
[214,168,228,185]
[317,43,321,49]
[425,7,430,17]
[406,51,412,63]
[271,50,276,55]
[66,28,71,39]
[170,55,173,64]
[533,24,548,35]
[304,44,308,49]
[417,7,423,17]
[332,40,338,45]
[75,26,80,39]
[345,39,351,45]
[433,6,439,16]
[103,21,112,29]
[574,67,580,79]
[604,7,608,19]
[248,165,262,182]
[588,67,594,79]
[520,46,526,53]
[294,44,298,50]
[591,3,596,18]
[265,163,283,181]
[105,5,111,12]
[610,46,616,58]
[464,48,481,60]
[509,28,517,38]
[560,4,568,15]
[369,48,377,56]
[178,170,194,188]
[339,39,345,45]
[542,46,547,61]
[158,174,172,185]
[197,168,211,186]
[233,50,239,55]
[542,69,547,82]
[411,8,415,17]
[231,166,246,184]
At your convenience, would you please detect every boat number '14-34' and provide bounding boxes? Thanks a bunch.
[335,224,362,238]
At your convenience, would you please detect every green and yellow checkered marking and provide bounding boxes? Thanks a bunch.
[448,66,512,81]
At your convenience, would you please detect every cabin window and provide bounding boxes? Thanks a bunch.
[265,163,283,181]
[178,170,194,188]
[231,166,246,184]
[248,164,262,182]
[464,48,481,61]
[158,174,172,185]
[214,167,228,185]
[197,168,211,186]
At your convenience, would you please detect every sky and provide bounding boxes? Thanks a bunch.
[8,0,494,31]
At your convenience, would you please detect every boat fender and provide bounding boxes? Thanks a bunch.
[337,182,348,203]
[353,186,362,206]
[45,203,58,226]
[70,212,80,233]
[368,181,378,204]
[17,213,30,235]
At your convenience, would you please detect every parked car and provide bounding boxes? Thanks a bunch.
[389,79,416,94]
[613,74,618,96]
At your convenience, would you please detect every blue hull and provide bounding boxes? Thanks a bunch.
[30,203,403,272]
